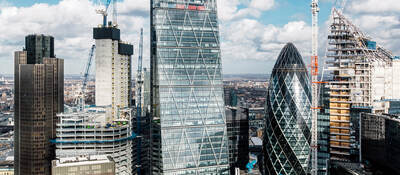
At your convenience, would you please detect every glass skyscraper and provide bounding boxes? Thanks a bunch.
[263,43,312,175]
[150,0,229,174]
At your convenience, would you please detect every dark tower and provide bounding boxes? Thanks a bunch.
[226,106,250,174]
[14,34,63,175]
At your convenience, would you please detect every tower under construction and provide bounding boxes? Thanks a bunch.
[93,26,133,117]
[54,6,134,175]
[326,8,400,161]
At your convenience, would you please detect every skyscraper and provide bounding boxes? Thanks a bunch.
[263,43,311,175]
[14,34,64,175]
[150,0,229,174]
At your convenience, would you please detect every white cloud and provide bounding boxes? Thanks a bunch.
[349,0,400,14]
[0,0,149,74]
[0,0,313,75]
[217,0,275,22]
[220,18,312,63]
[339,0,400,57]
[249,0,274,11]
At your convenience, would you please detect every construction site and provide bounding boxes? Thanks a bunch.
[54,108,133,174]
[325,7,400,161]
[52,0,137,175]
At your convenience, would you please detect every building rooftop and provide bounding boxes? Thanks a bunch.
[57,106,131,128]
[53,155,113,168]
[250,137,262,146]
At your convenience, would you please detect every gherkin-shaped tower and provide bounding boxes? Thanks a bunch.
[264,43,312,175]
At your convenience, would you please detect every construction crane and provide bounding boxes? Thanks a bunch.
[96,0,117,27]
[78,44,96,111]
[310,0,319,175]
[135,28,144,175]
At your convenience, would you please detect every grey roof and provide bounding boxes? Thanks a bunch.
[250,137,262,146]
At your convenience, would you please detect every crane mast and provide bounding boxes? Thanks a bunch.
[79,44,96,111]
[136,28,144,175]
[311,0,319,175]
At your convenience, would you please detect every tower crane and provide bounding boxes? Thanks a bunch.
[310,0,319,175]
[135,28,144,175]
[96,0,117,27]
[78,44,96,111]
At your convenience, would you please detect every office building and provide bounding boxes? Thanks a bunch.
[226,106,249,174]
[14,34,64,175]
[51,155,115,175]
[24,35,54,64]
[326,8,400,161]
[263,43,311,175]
[150,0,229,174]
[360,113,400,174]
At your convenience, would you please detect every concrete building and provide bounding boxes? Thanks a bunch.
[326,8,400,161]
[14,34,64,175]
[54,107,133,175]
[226,106,249,174]
[150,0,229,174]
[93,26,133,118]
[51,155,115,175]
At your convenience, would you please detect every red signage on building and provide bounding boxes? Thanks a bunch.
[188,5,197,10]
[176,4,185,9]
[197,6,205,10]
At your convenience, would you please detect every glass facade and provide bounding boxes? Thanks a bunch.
[263,43,312,175]
[150,0,229,174]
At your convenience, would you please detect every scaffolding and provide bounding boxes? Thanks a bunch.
[326,8,393,161]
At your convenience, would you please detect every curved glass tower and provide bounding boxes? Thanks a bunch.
[150,0,229,174]
[263,43,312,175]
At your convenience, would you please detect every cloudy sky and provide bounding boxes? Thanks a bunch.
[0,0,399,75]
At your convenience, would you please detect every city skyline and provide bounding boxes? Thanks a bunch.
[1,0,400,75]
[1,0,400,175]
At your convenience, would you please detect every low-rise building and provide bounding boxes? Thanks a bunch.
[51,155,115,175]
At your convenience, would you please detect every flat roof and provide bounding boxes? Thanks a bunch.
[54,155,113,168]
